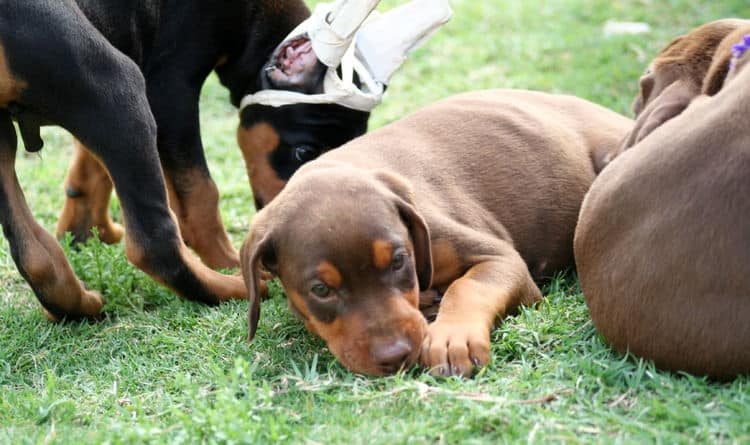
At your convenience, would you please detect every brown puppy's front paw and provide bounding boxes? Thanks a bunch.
[420,321,490,377]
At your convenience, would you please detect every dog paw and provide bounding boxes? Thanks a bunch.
[420,321,490,377]
[99,221,124,245]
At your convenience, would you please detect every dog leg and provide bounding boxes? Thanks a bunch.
[1,1,244,312]
[420,243,541,377]
[0,111,103,320]
[72,91,246,304]
[56,140,123,244]
[147,78,239,270]
[163,168,239,270]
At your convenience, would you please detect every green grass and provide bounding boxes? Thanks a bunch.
[2,0,750,443]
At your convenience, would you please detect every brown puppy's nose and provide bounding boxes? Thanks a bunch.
[371,339,413,373]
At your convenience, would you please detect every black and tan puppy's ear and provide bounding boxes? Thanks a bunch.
[240,218,277,341]
[375,171,433,291]
[621,79,699,151]
[262,36,326,93]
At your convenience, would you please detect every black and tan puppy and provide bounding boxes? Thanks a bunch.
[575,34,750,379]
[241,90,632,376]
[610,18,750,160]
[45,0,369,270]
[0,0,370,320]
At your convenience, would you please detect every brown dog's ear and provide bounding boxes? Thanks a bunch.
[621,79,699,151]
[240,221,277,341]
[374,171,433,291]
[633,72,656,116]
[702,51,733,95]
[397,201,433,291]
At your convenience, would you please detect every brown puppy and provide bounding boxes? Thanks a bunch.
[574,37,750,379]
[241,90,632,376]
[610,18,750,160]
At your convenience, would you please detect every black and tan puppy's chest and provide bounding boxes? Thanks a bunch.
[242,89,632,377]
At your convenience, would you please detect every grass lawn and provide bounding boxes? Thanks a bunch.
[2,0,750,443]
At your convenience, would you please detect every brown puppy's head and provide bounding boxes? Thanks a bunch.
[610,19,750,160]
[716,32,750,89]
[241,166,432,376]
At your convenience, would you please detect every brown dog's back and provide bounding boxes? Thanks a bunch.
[575,63,750,379]
[315,90,632,277]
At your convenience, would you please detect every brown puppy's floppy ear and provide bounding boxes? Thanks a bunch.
[374,171,433,291]
[702,51,733,95]
[632,72,656,117]
[240,220,277,341]
[621,79,699,152]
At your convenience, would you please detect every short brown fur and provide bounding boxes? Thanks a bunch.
[242,90,632,376]
[611,19,750,158]
[575,52,750,380]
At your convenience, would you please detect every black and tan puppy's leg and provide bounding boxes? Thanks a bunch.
[58,138,240,269]
[69,87,246,305]
[421,241,541,377]
[56,141,123,244]
[0,111,103,320]
[1,1,244,319]
[148,76,240,270]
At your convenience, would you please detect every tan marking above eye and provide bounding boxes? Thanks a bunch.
[372,239,393,270]
[316,261,343,288]
[238,122,281,158]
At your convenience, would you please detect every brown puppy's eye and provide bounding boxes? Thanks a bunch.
[310,283,331,298]
[392,252,406,271]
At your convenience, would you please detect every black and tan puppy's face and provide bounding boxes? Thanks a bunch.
[241,167,433,375]
[235,35,369,210]
[237,103,368,210]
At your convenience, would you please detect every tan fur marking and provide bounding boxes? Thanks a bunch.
[0,43,26,107]
[124,212,246,301]
[316,261,342,288]
[164,168,239,269]
[430,240,464,289]
[237,122,286,206]
[56,142,123,244]
[372,239,393,270]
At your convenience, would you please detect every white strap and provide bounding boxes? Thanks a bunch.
[239,0,452,112]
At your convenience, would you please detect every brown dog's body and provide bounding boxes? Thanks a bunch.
[610,18,750,160]
[242,90,632,376]
[575,35,750,379]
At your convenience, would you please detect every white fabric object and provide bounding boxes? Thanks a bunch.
[603,21,651,37]
[240,0,452,112]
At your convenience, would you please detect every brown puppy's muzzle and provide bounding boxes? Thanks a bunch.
[297,290,427,376]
